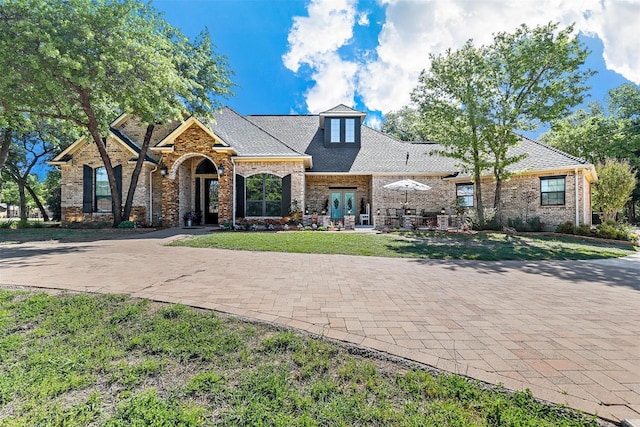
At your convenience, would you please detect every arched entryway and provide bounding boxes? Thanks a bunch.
[194,158,220,225]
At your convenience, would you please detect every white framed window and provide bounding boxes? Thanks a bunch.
[330,118,341,143]
[456,183,474,207]
[345,118,355,143]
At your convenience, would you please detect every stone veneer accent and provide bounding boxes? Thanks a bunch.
[160,124,232,227]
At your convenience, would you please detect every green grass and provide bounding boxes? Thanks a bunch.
[0,290,599,426]
[171,230,636,260]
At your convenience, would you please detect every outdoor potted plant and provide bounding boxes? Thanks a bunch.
[183,211,197,227]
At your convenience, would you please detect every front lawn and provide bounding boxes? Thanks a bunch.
[0,290,601,426]
[171,231,636,260]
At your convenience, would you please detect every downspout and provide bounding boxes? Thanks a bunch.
[149,164,158,225]
[231,157,236,228]
[575,168,579,226]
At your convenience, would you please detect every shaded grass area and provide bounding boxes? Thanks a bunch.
[0,290,601,426]
[171,231,636,260]
[0,228,153,244]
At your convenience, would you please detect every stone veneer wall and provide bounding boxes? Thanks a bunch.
[160,124,232,227]
[235,160,306,216]
[60,137,150,225]
[305,175,371,216]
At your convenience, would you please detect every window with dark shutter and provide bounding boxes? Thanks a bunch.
[235,174,245,218]
[83,165,93,213]
[281,174,292,216]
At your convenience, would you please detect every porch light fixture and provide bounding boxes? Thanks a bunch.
[160,165,168,177]
[217,163,225,176]
[377,208,381,215]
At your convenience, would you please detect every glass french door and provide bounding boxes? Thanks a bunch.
[195,178,219,224]
[330,191,355,222]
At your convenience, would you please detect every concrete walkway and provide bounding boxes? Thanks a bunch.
[1,227,639,423]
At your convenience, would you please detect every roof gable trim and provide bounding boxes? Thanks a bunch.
[156,116,227,147]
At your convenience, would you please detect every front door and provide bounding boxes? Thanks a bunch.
[330,191,355,222]
[195,177,219,224]
[204,178,219,224]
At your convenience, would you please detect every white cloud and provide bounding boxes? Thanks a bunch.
[580,0,640,84]
[285,0,640,115]
[357,11,369,26]
[282,0,359,112]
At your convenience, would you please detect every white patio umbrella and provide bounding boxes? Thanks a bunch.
[383,179,432,203]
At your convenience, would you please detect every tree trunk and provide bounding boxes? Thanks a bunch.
[25,182,49,221]
[123,124,155,222]
[17,178,28,222]
[494,177,503,222]
[79,89,122,226]
[0,128,13,200]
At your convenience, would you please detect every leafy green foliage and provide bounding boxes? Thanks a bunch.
[595,220,635,242]
[507,216,543,232]
[543,84,640,221]
[592,160,637,222]
[0,291,603,426]
[0,0,233,226]
[410,22,592,223]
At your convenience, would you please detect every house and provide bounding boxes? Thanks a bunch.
[49,105,596,229]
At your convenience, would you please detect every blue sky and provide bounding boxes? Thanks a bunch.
[153,0,639,136]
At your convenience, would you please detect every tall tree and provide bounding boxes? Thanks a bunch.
[592,160,637,222]
[43,168,61,221]
[0,0,233,226]
[484,23,592,211]
[543,84,640,221]
[3,123,66,221]
[380,106,427,142]
[412,41,493,225]
[411,23,592,225]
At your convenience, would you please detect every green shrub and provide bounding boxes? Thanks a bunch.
[556,221,575,234]
[575,224,592,236]
[507,217,530,232]
[526,217,542,232]
[595,220,632,241]
[0,219,15,229]
[117,221,135,229]
[507,216,541,232]
[15,219,31,229]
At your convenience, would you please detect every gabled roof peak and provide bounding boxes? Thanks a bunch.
[319,104,366,128]
[321,104,362,114]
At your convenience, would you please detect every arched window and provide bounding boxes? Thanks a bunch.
[246,174,282,216]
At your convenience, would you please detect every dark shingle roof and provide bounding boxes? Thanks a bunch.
[209,108,303,157]
[248,115,458,173]
[110,127,157,163]
[247,114,591,174]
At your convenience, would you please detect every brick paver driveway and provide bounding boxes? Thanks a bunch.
[1,228,639,423]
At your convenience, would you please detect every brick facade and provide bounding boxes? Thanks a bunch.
[60,137,150,226]
[56,115,594,230]
[159,124,232,227]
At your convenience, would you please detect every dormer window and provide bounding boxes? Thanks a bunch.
[320,105,366,147]
[345,119,355,143]
[325,117,360,145]
[330,118,356,143]
[330,118,341,143]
